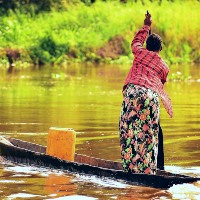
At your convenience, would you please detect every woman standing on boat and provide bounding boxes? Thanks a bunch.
[119,12,173,174]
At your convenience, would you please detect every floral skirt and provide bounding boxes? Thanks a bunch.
[119,84,160,174]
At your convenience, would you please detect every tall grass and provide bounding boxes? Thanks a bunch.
[0,0,199,65]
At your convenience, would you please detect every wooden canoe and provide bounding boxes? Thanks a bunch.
[0,137,199,189]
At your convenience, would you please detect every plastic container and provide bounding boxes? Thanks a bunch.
[46,127,76,161]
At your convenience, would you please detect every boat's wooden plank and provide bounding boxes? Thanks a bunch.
[8,138,123,170]
[74,154,123,170]
[8,138,46,154]
[0,136,14,146]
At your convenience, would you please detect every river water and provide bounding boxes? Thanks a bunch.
[0,63,199,199]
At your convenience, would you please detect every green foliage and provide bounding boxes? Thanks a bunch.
[0,0,67,15]
[0,0,89,15]
[30,35,70,64]
[0,0,200,66]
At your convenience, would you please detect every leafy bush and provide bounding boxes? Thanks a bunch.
[0,0,80,15]
[30,35,70,65]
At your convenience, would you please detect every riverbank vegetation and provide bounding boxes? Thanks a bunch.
[0,0,199,67]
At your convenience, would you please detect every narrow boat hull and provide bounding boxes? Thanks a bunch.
[0,138,199,189]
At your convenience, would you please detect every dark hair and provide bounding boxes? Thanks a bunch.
[146,33,162,52]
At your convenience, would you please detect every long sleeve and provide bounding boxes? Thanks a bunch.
[161,69,169,84]
[131,25,150,55]
[160,59,169,84]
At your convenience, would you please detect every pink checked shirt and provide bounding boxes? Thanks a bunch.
[124,25,173,117]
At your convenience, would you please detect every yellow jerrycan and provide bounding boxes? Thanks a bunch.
[46,127,76,161]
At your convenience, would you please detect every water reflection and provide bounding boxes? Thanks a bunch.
[116,187,172,199]
[44,174,77,197]
[0,164,200,199]
[0,165,174,199]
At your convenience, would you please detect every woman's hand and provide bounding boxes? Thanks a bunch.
[144,11,152,27]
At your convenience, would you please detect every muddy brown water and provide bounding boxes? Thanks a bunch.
[0,63,199,199]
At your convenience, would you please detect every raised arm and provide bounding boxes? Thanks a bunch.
[131,12,152,55]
